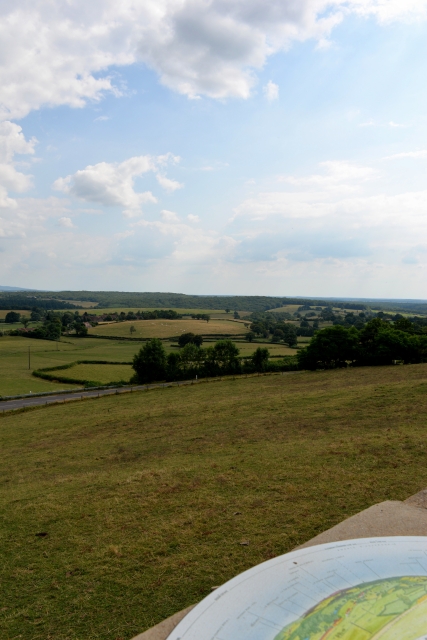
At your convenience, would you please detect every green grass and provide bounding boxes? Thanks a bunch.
[62,363,133,385]
[2,364,427,639]
[0,336,295,396]
[0,336,143,396]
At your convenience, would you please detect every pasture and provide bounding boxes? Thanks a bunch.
[90,318,247,339]
[0,334,295,396]
[62,363,134,385]
[0,336,141,396]
[2,364,427,639]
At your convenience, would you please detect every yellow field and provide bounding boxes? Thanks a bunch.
[268,305,300,314]
[90,318,247,338]
[0,310,29,320]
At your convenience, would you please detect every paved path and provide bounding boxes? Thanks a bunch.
[0,379,199,412]
[0,371,299,413]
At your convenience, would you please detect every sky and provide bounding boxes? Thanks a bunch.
[1,0,427,298]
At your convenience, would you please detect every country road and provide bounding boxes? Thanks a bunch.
[0,371,299,413]
[0,379,200,412]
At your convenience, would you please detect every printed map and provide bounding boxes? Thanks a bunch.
[167,537,427,640]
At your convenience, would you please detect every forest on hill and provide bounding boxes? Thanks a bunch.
[1,289,427,315]
[12,290,369,312]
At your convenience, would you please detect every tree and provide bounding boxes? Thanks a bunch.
[283,325,298,348]
[31,308,42,322]
[179,332,194,347]
[225,308,230,314]
[132,338,167,383]
[5,311,20,323]
[394,317,415,334]
[74,322,88,338]
[178,332,203,348]
[252,347,270,372]
[130,325,136,336]
[204,340,240,376]
[45,318,62,340]
[166,352,181,381]
[234,311,240,319]
[21,315,30,328]
[298,325,359,370]
[246,332,255,342]
[179,343,204,376]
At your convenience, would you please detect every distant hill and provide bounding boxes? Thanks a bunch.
[31,290,369,313]
[0,286,39,292]
[1,289,427,315]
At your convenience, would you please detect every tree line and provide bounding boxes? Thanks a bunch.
[297,318,427,369]
[131,339,297,383]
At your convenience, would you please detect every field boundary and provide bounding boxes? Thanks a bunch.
[86,333,246,341]
[32,360,133,388]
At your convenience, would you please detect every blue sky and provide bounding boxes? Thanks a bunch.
[2,1,427,297]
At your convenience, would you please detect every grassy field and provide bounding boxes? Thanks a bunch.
[63,363,134,385]
[0,337,143,396]
[90,318,247,339]
[0,310,30,320]
[2,365,427,639]
[267,304,301,314]
[0,335,296,396]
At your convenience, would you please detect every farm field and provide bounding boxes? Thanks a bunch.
[267,304,301,314]
[90,318,247,338]
[0,309,29,320]
[2,365,427,639]
[90,307,251,318]
[1,335,295,396]
[63,363,134,385]
[0,336,143,396]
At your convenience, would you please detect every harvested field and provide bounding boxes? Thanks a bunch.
[90,318,247,339]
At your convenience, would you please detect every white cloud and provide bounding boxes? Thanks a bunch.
[59,216,75,228]
[231,161,427,265]
[156,174,183,192]
[349,0,427,23]
[263,81,279,102]
[0,122,36,207]
[53,154,181,217]
[278,160,378,193]
[0,0,425,118]
[384,150,427,160]
[160,209,180,222]
[187,214,200,222]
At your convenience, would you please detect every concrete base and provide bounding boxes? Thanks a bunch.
[131,493,427,640]
[132,606,196,640]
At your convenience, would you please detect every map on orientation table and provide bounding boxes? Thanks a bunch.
[167,537,427,640]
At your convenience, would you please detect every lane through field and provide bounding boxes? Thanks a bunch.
[0,372,300,413]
